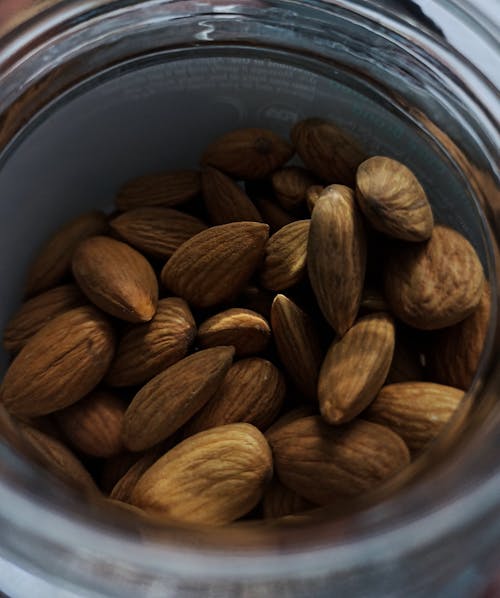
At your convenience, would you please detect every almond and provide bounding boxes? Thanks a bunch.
[56,390,126,458]
[271,294,324,402]
[308,185,367,335]
[197,308,270,357]
[131,423,273,525]
[260,220,310,291]
[202,128,294,179]
[161,222,269,308]
[1,306,115,417]
[115,170,201,210]
[356,156,434,241]
[184,358,285,435]
[3,284,85,353]
[271,166,317,212]
[269,416,410,504]
[25,211,108,296]
[255,199,296,233]
[106,298,196,387]
[110,445,165,502]
[122,347,234,451]
[265,405,316,442]
[318,313,395,424]
[384,225,485,329]
[72,236,158,323]
[201,167,263,224]
[306,185,324,212]
[110,207,207,259]
[365,382,464,454]
[262,478,314,519]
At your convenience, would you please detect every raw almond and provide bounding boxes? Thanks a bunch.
[25,211,108,296]
[265,405,316,442]
[72,236,158,323]
[306,185,324,212]
[131,423,273,525]
[161,222,269,308]
[202,128,294,179]
[122,346,235,451]
[365,382,464,453]
[271,166,317,212]
[260,220,310,291]
[308,185,367,335]
[384,225,485,329]
[0,306,115,417]
[269,416,410,504]
[197,308,270,357]
[106,298,196,387]
[110,207,207,259]
[262,478,314,519]
[255,199,296,232]
[110,445,165,502]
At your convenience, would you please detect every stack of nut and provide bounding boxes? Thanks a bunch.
[0,119,490,526]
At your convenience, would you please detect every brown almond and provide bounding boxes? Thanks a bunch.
[255,199,296,233]
[161,222,269,308]
[308,185,367,336]
[262,479,314,519]
[115,170,201,210]
[202,128,294,179]
[271,166,318,212]
[384,225,485,329]
[306,185,324,212]
[25,211,108,296]
[72,236,158,323]
[265,406,317,442]
[269,416,410,504]
[110,445,165,502]
[122,347,235,451]
[131,423,273,525]
[1,306,115,417]
[106,298,196,387]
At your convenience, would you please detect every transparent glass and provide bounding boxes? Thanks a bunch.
[0,1,498,596]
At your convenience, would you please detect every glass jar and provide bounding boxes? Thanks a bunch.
[0,1,498,596]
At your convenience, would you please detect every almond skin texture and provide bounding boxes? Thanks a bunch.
[356,156,434,242]
[25,211,108,296]
[365,382,464,454]
[115,170,201,210]
[269,416,410,504]
[110,207,207,259]
[384,225,485,330]
[262,479,314,519]
[122,347,235,451]
[255,199,296,233]
[201,167,263,225]
[271,294,324,402]
[72,236,158,323]
[318,313,396,424]
[260,220,310,291]
[1,306,115,417]
[106,298,196,387]
[197,308,270,357]
[202,128,294,180]
[131,423,273,525]
[161,222,269,308]
[271,166,318,212]
[184,358,285,435]
[110,445,165,502]
[3,284,85,353]
[56,391,126,458]
[308,185,367,336]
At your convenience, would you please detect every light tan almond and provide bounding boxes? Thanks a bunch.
[72,236,158,323]
[269,416,410,504]
[106,298,196,387]
[237,285,275,320]
[110,207,206,259]
[306,185,324,212]
[202,128,294,179]
[3,284,85,353]
[122,347,234,451]
[365,382,464,454]
[115,170,201,210]
[197,308,270,357]
[1,306,115,417]
[308,185,367,335]
[291,118,365,185]
[56,391,126,458]
[161,222,269,308]
[384,225,485,329]
[385,333,424,384]
[260,220,310,291]
[356,156,434,241]
[184,358,285,435]
[255,199,296,233]
[271,294,324,402]
[265,405,316,442]
[110,445,165,502]
[201,167,263,224]
[25,211,108,296]
[262,478,314,519]
[271,166,318,212]
[131,423,273,525]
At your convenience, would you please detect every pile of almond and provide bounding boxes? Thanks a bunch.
[0,119,490,527]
